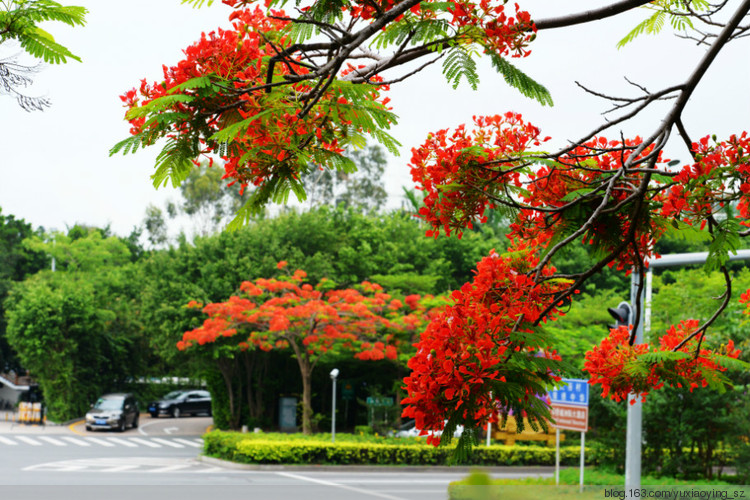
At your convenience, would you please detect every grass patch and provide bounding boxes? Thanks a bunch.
[449,468,747,500]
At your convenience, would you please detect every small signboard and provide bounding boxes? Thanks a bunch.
[550,378,589,432]
[550,404,589,432]
[278,397,297,432]
[549,378,589,407]
[341,381,355,401]
[366,396,393,407]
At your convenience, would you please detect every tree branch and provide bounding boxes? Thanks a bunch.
[533,0,653,30]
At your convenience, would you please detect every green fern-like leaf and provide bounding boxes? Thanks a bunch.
[208,107,285,143]
[22,3,87,27]
[167,76,214,94]
[489,55,553,107]
[226,198,259,231]
[617,11,666,48]
[442,46,479,90]
[664,219,712,244]
[180,0,215,7]
[126,94,195,120]
[639,351,691,364]
[18,27,80,64]
[287,20,316,43]
[706,217,741,273]
[110,135,151,156]
[151,139,197,189]
[713,354,750,372]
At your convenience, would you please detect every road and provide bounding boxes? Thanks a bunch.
[0,415,553,500]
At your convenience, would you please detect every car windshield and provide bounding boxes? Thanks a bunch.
[94,397,123,410]
[163,391,185,400]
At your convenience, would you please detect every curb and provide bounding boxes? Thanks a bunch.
[196,455,559,474]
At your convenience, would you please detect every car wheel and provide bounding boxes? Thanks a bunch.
[172,407,181,419]
[117,420,126,432]
[85,425,92,432]
[149,412,158,418]
[132,415,139,429]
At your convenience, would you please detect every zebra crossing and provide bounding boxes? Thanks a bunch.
[0,434,203,449]
[23,457,225,473]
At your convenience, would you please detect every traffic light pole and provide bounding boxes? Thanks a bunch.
[624,249,750,495]
[625,269,648,494]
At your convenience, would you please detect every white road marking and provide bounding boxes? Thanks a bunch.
[23,457,222,473]
[128,437,162,448]
[277,472,410,500]
[164,426,178,434]
[147,464,191,473]
[15,436,42,446]
[136,418,162,436]
[101,465,140,472]
[37,436,67,446]
[0,436,18,445]
[195,467,225,473]
[150,438,184,448]
[61,437,90,447]
[379,491,446,494]
[173,438,202,448]
[105,437,138,447]
[84,437,115,447]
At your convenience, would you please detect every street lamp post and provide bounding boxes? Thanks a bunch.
[330,368,339,443]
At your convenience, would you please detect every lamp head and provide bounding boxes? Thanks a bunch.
[330,368,339,379]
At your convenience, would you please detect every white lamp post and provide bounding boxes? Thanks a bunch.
[330,368,339,443]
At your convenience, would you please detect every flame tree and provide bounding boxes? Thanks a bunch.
[116,0,750,452]
[179,262,435,433]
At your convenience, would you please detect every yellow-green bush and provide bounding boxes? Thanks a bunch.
[203,431,593,466]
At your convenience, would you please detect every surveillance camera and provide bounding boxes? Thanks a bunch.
[330,368,340,379]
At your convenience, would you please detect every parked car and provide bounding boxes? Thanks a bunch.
[147,389,211,418]
[85,393,139,432]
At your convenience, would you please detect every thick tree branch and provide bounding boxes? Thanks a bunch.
[533,0,653,30]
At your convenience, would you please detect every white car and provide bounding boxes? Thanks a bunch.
[393,419,464,438]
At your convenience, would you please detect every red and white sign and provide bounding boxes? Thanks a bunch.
[550,403,589,432]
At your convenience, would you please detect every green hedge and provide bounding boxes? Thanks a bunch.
[203,431,598,466]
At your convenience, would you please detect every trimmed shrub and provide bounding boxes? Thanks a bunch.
[203,430,597,466]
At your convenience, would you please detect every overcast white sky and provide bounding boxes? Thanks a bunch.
[1,0,748,236]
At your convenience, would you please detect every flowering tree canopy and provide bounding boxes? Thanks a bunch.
[117,0,750,451]
[180,262,436,433]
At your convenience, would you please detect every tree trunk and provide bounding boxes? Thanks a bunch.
[301,364,313,435]
[254,352,269,420]
[241,351,256,420]
[217,357,241,430]
[289,336,314,435]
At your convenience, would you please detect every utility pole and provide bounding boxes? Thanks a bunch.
[624,249,750,494]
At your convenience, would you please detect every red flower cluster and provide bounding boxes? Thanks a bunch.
[178,264,436,365]
[402,246,566,445]
[121,7,390,197]
[411,115,669,273]
[410,113,548,238]
[584,320,741,403]
[662,132,750,228]
[518,136,668,273]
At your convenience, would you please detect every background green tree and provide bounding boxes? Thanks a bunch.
[4,227,147,421]
[0,207,46,372]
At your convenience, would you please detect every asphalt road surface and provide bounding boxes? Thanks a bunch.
[0,415,552,500]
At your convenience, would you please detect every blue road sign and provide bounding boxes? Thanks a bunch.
[549,378,589,407]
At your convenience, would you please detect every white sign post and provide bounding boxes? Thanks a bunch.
[550,378,589,493]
